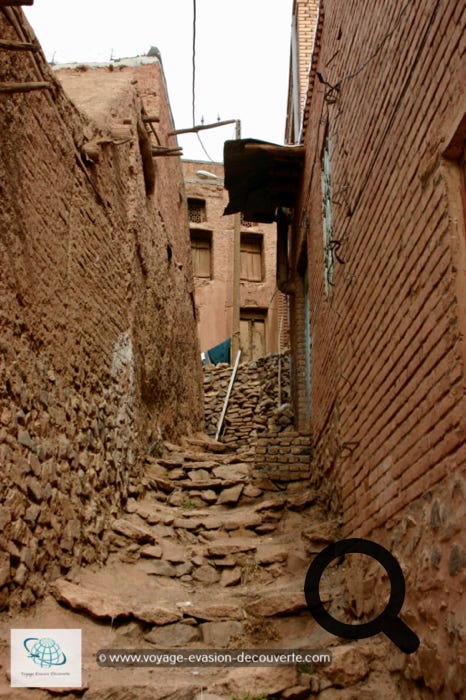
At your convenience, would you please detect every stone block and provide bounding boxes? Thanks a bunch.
[145,622,200,646]
[200,621,243,647]
[216,484,243,505]
[0,552,10,587]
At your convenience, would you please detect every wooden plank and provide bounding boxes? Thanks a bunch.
[215,350,241,441]
[0,40,39,52]
[0,0,34,5]
[0,81,51,94]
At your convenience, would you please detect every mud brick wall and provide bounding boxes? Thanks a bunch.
[253,432,311,481]
[203,353,292,451]
[0,10,203,611]
[288,0,466,693]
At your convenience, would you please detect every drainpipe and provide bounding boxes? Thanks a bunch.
[291,13,300,143]
[276,208,295,294]
[231,120,242,362]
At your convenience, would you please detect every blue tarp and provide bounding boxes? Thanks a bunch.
[204,337,231,365]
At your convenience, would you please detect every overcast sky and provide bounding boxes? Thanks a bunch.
[25,0,293,163]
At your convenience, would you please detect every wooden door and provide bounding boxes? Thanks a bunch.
[240,313,266,362]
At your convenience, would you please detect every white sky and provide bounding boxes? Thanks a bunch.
[24,0,293,163]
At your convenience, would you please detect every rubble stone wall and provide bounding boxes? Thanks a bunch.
[203,352,311,481]
[0,10,203,611]
[203,353,293,449]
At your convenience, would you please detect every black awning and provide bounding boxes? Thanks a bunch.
[223,138,304,223]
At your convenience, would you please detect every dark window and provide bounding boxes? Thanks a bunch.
[188,198,206,223]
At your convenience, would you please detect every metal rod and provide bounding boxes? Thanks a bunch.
[215,350,241,441]
[169,118,236,136]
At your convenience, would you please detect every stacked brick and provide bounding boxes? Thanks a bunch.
[253,432,311,482]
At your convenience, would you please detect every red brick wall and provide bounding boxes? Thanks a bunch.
[0,10,203,610]
[288,0,466,692]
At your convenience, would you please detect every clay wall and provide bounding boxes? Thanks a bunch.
[0,9,203,610]
[287,0,466,693]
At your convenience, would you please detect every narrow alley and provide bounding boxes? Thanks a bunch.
[1,1,466,699]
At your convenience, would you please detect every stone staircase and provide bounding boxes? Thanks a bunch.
[52,435,341,647]
[0,435,414,699]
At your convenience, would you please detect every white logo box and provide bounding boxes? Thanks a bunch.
[11,629,82,688]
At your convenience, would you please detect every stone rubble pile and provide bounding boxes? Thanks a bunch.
[35,434,407,700]
[203,353,293,450]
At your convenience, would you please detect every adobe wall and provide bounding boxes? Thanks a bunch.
[0,9,203,611]
[290,0,466,693]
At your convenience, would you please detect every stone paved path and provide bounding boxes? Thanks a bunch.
[0,435,417,699]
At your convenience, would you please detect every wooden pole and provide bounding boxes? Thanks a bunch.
[0,40,39,52]
[0,81,52,94]
[169,118,236,136]
[142,115,160,123]
[278,316,283,406]
[231,119,242,363]
[0,1,34,5]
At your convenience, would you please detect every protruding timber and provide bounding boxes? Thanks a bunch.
[0,40,39,52]
[0,0,34,5]
[0,81,52,94]
[151,146,182,157]
[142,115,160,123]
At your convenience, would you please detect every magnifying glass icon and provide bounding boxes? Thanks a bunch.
[304,538,420,654]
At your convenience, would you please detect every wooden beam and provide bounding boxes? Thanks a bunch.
[142,115,160,123]
[0,40,39,52]
[0,81,52,94]
[152,151,183,158]
[151,146,182,156]
[0,1,34,5]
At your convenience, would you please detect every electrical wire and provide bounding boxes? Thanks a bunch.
[192,0,196,127]
[191,0,215,162]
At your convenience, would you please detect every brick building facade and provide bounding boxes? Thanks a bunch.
[284,0,466,693]
[0,8,203,610]
[183,160,288,361]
